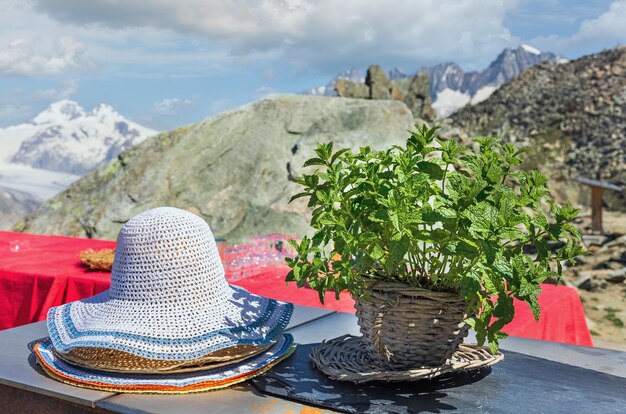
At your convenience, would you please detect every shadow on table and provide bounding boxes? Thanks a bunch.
[251,343,491,413]
[27,350,48,379]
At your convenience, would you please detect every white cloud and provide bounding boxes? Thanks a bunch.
[255,86,277,97]
[35,79,80,100]
[208,98,236,116]
[531,0,626,56]
[0,103,30,122]
[0,36,86,76]
[577,0,626,41]
[153,97,193,114]
[32,0,520,70]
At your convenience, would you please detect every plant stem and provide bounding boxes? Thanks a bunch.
[441,162,450,195]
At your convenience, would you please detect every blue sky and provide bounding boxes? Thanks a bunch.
[1,0,625,130]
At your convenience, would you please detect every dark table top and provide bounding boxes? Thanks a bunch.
[1,306,624,414]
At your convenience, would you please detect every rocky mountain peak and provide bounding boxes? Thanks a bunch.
[2,100,157,175]
[389,67,409,80]
[445,45,626,210]
[336,68,364,83]
[91,103,119,117]
[32,100,86,125]
[304,45,564,118]
[424,44,565,117]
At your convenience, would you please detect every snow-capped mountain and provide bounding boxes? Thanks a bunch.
[0,100,158,229]
[303,68,365,96]
[388,67,410,80]
[302,45,567,118]
[2,100,158,175]
[426,45,567,117]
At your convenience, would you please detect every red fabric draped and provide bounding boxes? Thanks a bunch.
[0,231,115,330]
[0,231,592,346]
[504,284,593,346]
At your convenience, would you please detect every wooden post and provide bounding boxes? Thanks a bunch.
[590,186,604,234]
[574,177,622,236]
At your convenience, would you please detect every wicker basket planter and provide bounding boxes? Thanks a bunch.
[354,281,469,369]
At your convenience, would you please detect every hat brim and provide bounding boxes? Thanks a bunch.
[56,342,273,374]
[48,284,293,361]
[34,334,295,394]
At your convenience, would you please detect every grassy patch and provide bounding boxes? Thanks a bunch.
[605,307,624,328]
[13,221,25,232]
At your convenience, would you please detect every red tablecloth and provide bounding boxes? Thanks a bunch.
[0,231,593,347]
[0,231,115,330]
[504,284,593,346]
[231,265,593,346]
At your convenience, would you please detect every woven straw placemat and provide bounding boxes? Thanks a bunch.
[79,248,115,271]
[310,334,503,383]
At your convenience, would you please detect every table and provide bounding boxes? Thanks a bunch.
[0,231,593,347]
[258,313,626,413]
[0,306,624,414]
[0,305,336,414]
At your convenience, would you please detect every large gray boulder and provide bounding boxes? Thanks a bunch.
[17,95,414,240]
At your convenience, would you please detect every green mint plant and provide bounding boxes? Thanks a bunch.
[286,125,584,352]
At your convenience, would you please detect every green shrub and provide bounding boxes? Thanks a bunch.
[286,125,583,352]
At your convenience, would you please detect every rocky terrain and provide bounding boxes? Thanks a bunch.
[334,64,434,121]
[561,213,626,347]
[440,46,626,347]
[16,95,414,240]
[305,45,564,118]
[445,46,626,211]
[0,187,39,229]
[425,45,565,116]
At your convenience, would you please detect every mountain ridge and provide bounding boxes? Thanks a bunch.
[445,45,626,210]
[0,100,157,229]
[303,45,566,117]
[1,100,158,175]
[16,95,414,239]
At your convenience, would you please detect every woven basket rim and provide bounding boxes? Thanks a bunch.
[310,334,503,383]
[361,280,463,299]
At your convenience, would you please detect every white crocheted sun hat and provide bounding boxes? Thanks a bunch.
[47,207,293,364]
